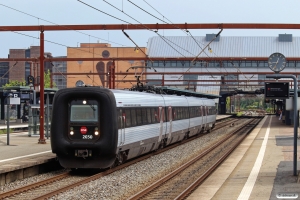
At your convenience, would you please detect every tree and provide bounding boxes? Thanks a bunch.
[44,69,56,88]
[3,79,26,87]
[3,69,56,88]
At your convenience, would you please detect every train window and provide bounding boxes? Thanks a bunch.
[177,107,182,120]
[161,107,166,122]
[117,109,121,129]
[141,108,147,125]
[167,107,172,121]
[136,108,142,126]
[151,108,157,123]
[190,107,194,118]
[125,109,131,128]
[69,100,98,122]
[147,108,152,124]
[196,107,199,117]
[131,109,137,126]
[172,108,176,121]
[166,107,169,121]
[184,107,188,119]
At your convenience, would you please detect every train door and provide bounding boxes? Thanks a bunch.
[118,109,125,146]
[166,106,173,145]
[200,106,203,132]
[158,106,164,144]
[204,105,207,131]
[198,106,202,133]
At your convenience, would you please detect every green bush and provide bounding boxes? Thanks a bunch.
[0,128,14,134]
[236,112,243,117]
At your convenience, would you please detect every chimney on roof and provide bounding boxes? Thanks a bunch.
[206,34,220,42]
[278,34,292,42]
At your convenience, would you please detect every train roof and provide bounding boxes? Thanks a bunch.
[157,86,220,99]
[111,89,215,108]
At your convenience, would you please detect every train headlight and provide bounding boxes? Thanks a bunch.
[94,127,99,136]
[70,127,74,135]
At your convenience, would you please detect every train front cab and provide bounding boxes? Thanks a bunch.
[51,87,118,169]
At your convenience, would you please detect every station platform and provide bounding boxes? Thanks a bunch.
[216,114,232,121]
[188,115,300,200]
[0,132,56,185]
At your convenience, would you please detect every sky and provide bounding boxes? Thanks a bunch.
[1,0,300,58]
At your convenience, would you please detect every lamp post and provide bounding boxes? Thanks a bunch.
[5,93,13,145]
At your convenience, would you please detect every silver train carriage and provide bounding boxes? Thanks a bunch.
[50,87,217,169]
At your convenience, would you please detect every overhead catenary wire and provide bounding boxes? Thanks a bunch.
[0,3,127,47]
[101,0,190,57]
[106,1,226,86]
[51,62,68,81]
[3,1,250,88]
[86,75,100,86]
[127,0,170,24]
[0,61,18,80]
[140,0,238,83]
[112,0,253,88]
[78,1,238,87]
[102,0,202,88]
[0,26,110,59]
[132,0,226,79]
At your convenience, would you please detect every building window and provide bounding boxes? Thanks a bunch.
[246,61,252,67]
[287,61,295,68]
[208,62,216,67]
[258,75,266,85]
[164,61,170,67]
[183,74,197,86]
[159,61,165,67]
[224,75,238,85]
[222,61,232,67]
[231,61,239,68]
[240,61,246,67]
[171,61,177,67]
[258,61,268,67]
[194,61,203,67]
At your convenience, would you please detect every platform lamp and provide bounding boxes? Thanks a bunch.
[5,93,13,145]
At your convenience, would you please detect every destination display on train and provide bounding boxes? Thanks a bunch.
[265,82,289,99]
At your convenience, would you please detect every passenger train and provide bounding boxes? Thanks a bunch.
[50,86,217,169]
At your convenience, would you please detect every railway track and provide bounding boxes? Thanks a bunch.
[127,117,261,199]
[0,117,248,199]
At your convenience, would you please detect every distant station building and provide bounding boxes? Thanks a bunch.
[51,56,67,89]
[146,33,300,94]
[0,46,66,88]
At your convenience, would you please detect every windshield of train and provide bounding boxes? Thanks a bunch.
[70,100,98,122]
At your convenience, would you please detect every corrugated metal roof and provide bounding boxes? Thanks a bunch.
[147,35,300,58]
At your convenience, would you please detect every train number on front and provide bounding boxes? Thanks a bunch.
[83,135,93,139]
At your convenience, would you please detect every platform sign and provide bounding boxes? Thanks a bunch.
[265,82,289,99]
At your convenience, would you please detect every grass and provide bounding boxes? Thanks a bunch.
[236,112,243,117]
[0,129,14,134]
